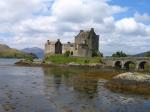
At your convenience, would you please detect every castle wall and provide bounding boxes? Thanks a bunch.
[62,43,75,54]
[77,44,92,57]
[45,44,55,55]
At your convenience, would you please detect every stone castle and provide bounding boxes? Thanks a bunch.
[45,28,99,57]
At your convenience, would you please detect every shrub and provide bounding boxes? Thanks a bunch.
[24,56,33,62]
[84,59,90,64]
[92,50,98,57]
[64,51,70,57]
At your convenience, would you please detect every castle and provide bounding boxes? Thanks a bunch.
[45,28,99,57]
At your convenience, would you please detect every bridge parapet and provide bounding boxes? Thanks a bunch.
[103,57,150,61]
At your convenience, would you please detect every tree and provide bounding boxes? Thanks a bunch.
[99,52,103,57]
[112,51,127,57]
[92,50,98,57]
[92,51,103,57]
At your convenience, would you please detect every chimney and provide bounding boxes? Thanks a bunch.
[47,40,50,44]
[80,30,84,33]
[91,28,94,32]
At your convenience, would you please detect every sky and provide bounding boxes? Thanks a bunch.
[0,0,150,56]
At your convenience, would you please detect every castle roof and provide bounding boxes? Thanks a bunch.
[76,28,96,38]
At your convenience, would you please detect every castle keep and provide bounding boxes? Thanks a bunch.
[45,28,99,57]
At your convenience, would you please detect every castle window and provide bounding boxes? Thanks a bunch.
[82,40,87,44]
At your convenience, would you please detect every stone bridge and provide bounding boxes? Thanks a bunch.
[102,57,150,70]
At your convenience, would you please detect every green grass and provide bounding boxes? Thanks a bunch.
[45,55,102,64]
[144,63,150,70]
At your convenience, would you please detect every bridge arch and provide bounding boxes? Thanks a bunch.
[138,61,149,70]
[124,61,135,69]
[114,61,122,68]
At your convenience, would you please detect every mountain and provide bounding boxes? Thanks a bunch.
[22,47,44,59]
[0,44,37,59]
[133,51,150,57]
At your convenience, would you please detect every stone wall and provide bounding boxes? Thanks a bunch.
[62,42,75,54]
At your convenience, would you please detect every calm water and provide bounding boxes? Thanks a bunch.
[0,59,150,112]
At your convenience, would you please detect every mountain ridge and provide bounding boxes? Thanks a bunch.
[0,44,37,59]
[22,47,44,59]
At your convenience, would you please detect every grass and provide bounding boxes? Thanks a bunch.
[45,55,102,64]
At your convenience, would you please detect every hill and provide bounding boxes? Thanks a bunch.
[0,44,37,59]
[22,47,44,58]
[133,51,150,57]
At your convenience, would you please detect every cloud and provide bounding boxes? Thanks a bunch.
[115,18,146,35]
[134,12,150,23]
[51,0,126,23]
[0,0,149,56]
[0,0,45,23]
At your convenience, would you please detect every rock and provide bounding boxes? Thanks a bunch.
[15,60,32,66]
[68,62,80,66]
[105,72,150,94]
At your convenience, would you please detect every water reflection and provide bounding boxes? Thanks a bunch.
[0,62,150,112]
[43,67,99,98]
[42,67,150,112]
[43,67,101,112]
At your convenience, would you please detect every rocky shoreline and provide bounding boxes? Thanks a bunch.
[15,60,150,94]
[14,60,104,68]
[105,72,150,94]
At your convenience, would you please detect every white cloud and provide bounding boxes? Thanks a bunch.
[115,18,147,35]
[51,0,126,23]
[0,0,44,23]
[0,0,149,55]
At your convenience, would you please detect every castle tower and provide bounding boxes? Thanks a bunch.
[45,39,62,56]
[75,28,99,57]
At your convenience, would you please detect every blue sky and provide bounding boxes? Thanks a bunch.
[0,0,150,56]
[109,0,150,13]
[109,0,150,19]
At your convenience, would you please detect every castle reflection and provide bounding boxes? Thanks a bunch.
[42,67,99,99]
